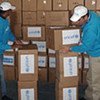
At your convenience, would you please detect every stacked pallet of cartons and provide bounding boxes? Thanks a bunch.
[1,0,100,99]
[17,45,38,100]
[46,27,81,100]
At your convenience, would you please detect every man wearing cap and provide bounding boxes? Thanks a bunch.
[61,5,100,100]
[0,1,22,100]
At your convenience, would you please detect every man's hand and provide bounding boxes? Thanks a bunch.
[14,39,23,45]
[11,44,22,49]
[60,46,71,53]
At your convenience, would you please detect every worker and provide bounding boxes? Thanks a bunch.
[0,1,22,100]
[61,5,100,100]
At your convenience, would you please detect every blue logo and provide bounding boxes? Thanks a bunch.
[29,30,40,35]
[3,57,14,65]
[26,90,30,100]
[64,34,79,40]
[25,56,30,72]
[68,89,72,100]
[68,58,73,75]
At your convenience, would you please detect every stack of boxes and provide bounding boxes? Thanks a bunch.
[85,0,100,10]
[3,45,39,100]
[22,0,36,26]
[83,54,90,86]
[78,54,83,85]
[46,27,81,100]
[17,45,38,100]
[32,41,47,83]
[0,0,100,99]
[3,50,16,80]
[55,52,79,100]
[78,54,90,86]
[48,49,56,83]
[22,0,48,83]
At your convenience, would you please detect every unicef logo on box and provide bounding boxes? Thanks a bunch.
[21,55,35,74]
[25,56,30,72]
[28,27,42,37]
[62,29,80,45]
[25,90,30,100]
[68,58,73,75]
[3,56,14,66]
[21,89,34,100]
[68,89,72,100]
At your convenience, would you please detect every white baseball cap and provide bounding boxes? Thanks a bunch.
[70,5,88,22]
[0,1,16,11]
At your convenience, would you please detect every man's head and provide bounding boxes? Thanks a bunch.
[70,5,89,26]
[0,1,16,18]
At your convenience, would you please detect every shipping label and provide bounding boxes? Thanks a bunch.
[48,49,56,54]
[38,56,46,67]
[3,55,14,66]
[63,57,78,77]
[63,87,77,100]
[28,27,41,37]
[84,57,90,69]
[32,41,46,52]
[21,88,34,100]
[62,29,80,45]
[49,57,56,68]
[21,55,35,74]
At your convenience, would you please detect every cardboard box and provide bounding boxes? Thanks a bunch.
[46,11,69,26]
[15,67,18,80]
[83,70,88,86]
[49,68,56,83]
[53,0,68,11]
[37,0,52,11]
[8,0,21,10]
[48,55,56,83]
[38,54,47,68]
[56,51,79,85]
[11,24,22,38]
[10,11,21,24]
[78,69,82,85]
[0,0,3,3]
[38,68,47,83]
[32,41,47,53]
[69,0,84,10]
[22,26,46,41]
[18,81,37,100]
[49,55,56,68]
[48,48,56,56]
[4,67,16,80]
[22,12,36,25]
[37,11,46,25]
[3,51,15,67]
[18,45,38,81]
[46,27,81,50]
[55,79,78,100]
[85,0,96,10]
[78,55,82,69]
[22,0,36,11]
[96,0,100,10]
